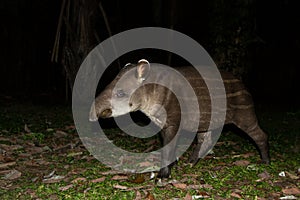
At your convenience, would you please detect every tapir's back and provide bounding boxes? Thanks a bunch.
[170,66,254,132]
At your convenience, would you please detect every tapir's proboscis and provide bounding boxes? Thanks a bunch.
[89,59,270,178]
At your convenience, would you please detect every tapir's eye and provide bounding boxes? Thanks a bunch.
[116,89,126,98]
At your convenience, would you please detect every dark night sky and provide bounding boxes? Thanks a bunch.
[0,0,299,107]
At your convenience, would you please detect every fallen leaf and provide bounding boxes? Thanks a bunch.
[129,174,145,183]
[71,177,87,183]
[231,192,242,198]
[0,154,14,162]
[44,170,55,178]
[54,130,68,137]
[172,183,187,189]
[100,170,120,175]
[0,170,11,175]
[282,187,300,195]
[183,193,192,200]
[113,184,128,190]
[182,174,199,177]
[241,152,255,158]
[67,152,83,157]
[84,187,91,194]
[193,191,210,199]
[29,146,45,154]
[111,175,128,180]
[247,164,258,171]
[4,169,21,180]
[187,184,213,190]
[59,184,73,191]
[258,171,271,180]
[25,188,37,198]
[279,195,298,199]
[91,177,105,183]
[0,144,23,151]
[0,161,16,169]
[43,175,65,183]
[285,171,299,180]
[134,190,142,200]
[145,192,155,200]
[233,160,250,166]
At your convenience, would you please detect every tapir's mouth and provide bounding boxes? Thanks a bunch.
[99,109,112,118]
[89,103,112,122]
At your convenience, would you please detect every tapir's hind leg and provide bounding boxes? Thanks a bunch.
[232,111,270,164]
[189,132,205,165]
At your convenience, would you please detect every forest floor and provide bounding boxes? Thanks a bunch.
[0,97,299,199]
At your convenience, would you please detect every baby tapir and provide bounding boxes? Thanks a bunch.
[89,59,270,178]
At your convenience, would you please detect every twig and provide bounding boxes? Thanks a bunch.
[51,0,67,62]
[98,1,121,69]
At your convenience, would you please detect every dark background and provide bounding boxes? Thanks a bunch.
[0,0,299,109]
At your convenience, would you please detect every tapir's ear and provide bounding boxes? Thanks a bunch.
[136,59,150,83]
[124,63,132,68]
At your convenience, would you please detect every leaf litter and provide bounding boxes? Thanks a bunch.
[0,104,299,199]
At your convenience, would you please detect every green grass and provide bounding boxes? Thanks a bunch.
[0,101,299,199]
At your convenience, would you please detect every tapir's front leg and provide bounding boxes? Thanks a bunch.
[157,125,179,178]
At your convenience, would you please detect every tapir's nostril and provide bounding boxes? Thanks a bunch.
[100,109,112,118]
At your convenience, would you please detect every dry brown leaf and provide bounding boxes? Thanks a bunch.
[145,192,155,200]
[282,187,300,195]
[42,175,65,183]
[182,174,199,177]
[28,146,45,154]
[84,187,91,194]
[230,192,242,198]
[0,154,15,162]
[233,152,255,158]
[59,184,73,191]
[0,144,23,152]
[195,191,210,198]
[0,170,11,175]
[71,177,87,183]
[258,171,271,180]
[184,193,193,200]
[4,169,21,180]
[134,190,142,200]
[91,177,105,183]
[285,171,299,180]
[25,188,38,198]
[0,161,16,169]
[54,130,68,137]
[111,175,128,180]
[130,174,146,184]
[233,160,250,166]
[172,183,187,189]
[100,170,121,175]
[113,184,128,190]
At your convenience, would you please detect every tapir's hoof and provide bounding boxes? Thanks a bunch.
[188,156,200,166]
[157,167,170,178]
[261,158,270,165]
[188,151,200,166]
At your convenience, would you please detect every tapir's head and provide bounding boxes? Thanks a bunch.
[89,59,151,122]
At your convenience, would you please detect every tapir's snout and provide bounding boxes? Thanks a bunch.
[89,102,112,121]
